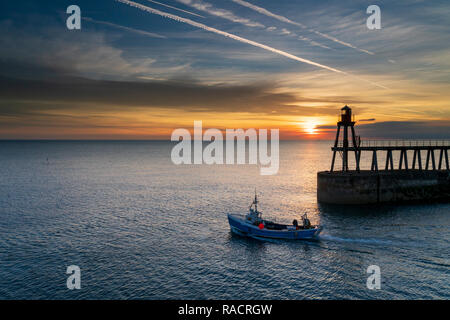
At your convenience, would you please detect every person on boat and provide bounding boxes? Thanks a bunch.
[302,214,311,229]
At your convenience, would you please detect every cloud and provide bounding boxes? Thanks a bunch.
[82,17,166,38]
[176,0,265,28]
[319,121,450,139]
[116,0,388,89]
[0,20,157,80]
[359,118,376,122]
[0,54,348,123]
[231,0,374,55]
[178,0,333,49]
[0,75,300,112]
[146,0,205,18]
[357,121,450,139]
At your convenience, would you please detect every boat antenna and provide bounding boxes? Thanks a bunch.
[254,188,258,212]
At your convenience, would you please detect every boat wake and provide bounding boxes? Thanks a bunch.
[318,234,395,246]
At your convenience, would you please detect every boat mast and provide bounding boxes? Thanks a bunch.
[254,188,258,213]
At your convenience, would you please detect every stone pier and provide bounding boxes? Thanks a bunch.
[317,170,450,204]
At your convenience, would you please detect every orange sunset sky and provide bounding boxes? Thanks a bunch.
[0,0,449,140]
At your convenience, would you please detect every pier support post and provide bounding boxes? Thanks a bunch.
[431,149,436,170]
[343,126,349,171]
[351,126,360,172]
[371,150,378,171]
[330,124,341,172]
[404,149,408,170]
[417,150,422,170]
[445,149,449,170]
[385,150,394,170]
[426,149,437,170]
[438,149,445,170]
[399,149,404,170]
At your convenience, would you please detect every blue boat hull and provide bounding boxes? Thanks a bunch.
[228,214,322,240]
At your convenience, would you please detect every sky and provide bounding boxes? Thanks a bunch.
[0,0,449,139]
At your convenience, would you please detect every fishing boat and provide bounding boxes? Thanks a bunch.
[228,192,322,240]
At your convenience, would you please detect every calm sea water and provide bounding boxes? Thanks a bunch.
[0,141,448,299]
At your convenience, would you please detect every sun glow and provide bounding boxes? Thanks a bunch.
[302,119,320,135]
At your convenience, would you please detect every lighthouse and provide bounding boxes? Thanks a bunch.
[318,106,450,204]
[330,105,360,172]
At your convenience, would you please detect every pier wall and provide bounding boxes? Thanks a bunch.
[317,170,450,204]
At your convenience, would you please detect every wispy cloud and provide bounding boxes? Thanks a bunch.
[176,0,265,28]
[231,0,374,55]
[356,121,450,139]
[115,0,387,89]
[82,17,166,38]
[177,0,327,49]
[0,22,158,79]
[359,118,376,122]
[280,28,291,35]
[145,0,205,18]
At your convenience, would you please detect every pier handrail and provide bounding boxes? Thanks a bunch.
[337,139,450,148]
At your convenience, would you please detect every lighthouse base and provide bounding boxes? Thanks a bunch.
[317,170,450,204]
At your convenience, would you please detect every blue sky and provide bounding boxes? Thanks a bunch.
[0,0,449,139]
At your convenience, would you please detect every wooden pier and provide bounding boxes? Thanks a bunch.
[332,140,450,172]
[318,106,450,204]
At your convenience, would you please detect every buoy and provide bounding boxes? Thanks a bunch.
[258,223,264,230]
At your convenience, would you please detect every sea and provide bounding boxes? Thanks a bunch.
[0,141,448,299]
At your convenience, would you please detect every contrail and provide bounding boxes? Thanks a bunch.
[82,17,166,38]
[115,0,388,89]
[146,0,205,18]
[176,0,265,28]
[231,0,374,55]
[177,0,329,49]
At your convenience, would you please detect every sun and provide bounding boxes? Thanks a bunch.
[305,127,317,134]
[302,119,319,135]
